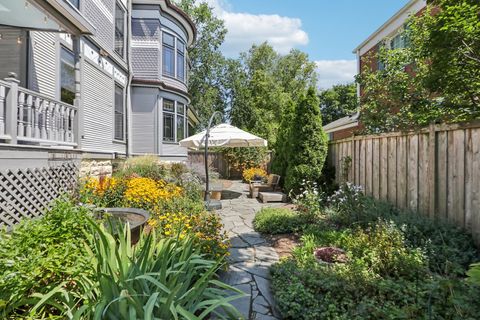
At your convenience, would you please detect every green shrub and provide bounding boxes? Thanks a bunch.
[115,155,168,180]
[29,220,243,319]
[284,87,328,192]
[253,208,305,234]
[272,259,480,320]
[0,200,94,318]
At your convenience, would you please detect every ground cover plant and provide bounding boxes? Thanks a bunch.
[261,182,480,319]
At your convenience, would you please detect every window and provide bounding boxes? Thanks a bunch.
[115,3,125,58]
[65,0,79,9]
[163,99,175,142]
[163,33,175,77]
[114,84,125,140]
[176,103,185,140]
[176,40,185,81]
[390,33,406,50]
[60,47,75,105]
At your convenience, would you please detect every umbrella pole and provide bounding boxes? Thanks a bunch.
[204,111,222,205]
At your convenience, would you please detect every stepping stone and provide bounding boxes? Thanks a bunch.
[229,283,251,319]
[220,266,252,286]
[234,261,271,279]
[230,237,249,248]
[254,275,274,307]
[254,245,279,262]
[228,247,255,263]
[240,232,266,245]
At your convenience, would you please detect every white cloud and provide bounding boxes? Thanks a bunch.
[315,60,357,90]
[203,0,309,57]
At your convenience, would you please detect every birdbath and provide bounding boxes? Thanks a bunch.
[102,208,150,244]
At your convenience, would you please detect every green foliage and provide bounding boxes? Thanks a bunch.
[115,155,167,181]
[227,43,318,147]
[285,87,328,192]
[0,200,94,318]
[357,1,480,133]
[220,146,269,174]
[422,0,480,111]
[319,83,358,125]
[253,208,305,235]
[270,183,480,319]
[27,220,243,319]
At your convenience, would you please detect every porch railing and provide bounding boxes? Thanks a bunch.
[0,78,77,147]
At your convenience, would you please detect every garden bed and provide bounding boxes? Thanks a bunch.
[253,182,480,319]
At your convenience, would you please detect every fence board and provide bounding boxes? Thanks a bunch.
[0,163,77,228]
[407,135,419,212]
[327,121,480,244]
[437,131,448,220]
[397,136,407,209]
[372,139,380,199]
[380,138,388,201]
[418,133,430,214]
[387,137,397,205]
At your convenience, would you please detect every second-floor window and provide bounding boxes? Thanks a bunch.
[163,33,175,77]
[115,2,125,58]
[114,84,125,140]
[60,47,75,105]
[176,40,185,81]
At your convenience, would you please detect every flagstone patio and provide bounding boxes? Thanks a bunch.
[217,181,287,320]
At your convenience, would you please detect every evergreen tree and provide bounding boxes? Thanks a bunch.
[285,87,328,192]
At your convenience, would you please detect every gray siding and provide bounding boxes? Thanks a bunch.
[29,32,57,99]
[82,0,115,53]
[132,47,160,79]
[82,61,126,154]
[161,143,187,158]
[131,87,156,154]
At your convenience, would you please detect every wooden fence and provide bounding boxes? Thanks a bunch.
[188,151,229,178]
[0,163,78,228]
[328,121,480,243]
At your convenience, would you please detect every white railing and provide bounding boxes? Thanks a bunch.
[0,78,78,147]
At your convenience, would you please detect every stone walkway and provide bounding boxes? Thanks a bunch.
[218,181,285,320]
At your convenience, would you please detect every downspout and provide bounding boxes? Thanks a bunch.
[126,0,134,157]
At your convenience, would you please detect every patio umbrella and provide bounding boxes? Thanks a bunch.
[179,123,268,149]
[179,114,268,209]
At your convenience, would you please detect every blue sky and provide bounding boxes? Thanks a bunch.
[205,0,410,89]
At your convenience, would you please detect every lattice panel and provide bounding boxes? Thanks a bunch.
[0,163,78,227]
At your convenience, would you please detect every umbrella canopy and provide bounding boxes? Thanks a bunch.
[179,123,267,149]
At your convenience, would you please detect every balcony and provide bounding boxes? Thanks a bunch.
[0,78,77,147]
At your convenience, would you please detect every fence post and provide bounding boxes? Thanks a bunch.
[428,123,436,218]
[4,75,19,144]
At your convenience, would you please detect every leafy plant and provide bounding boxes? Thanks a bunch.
[115,155,168,181]
[253,208,305,234]
[30,220,243,319]
[0,199,95,318]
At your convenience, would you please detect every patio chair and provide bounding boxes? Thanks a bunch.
[249,174,280,198]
